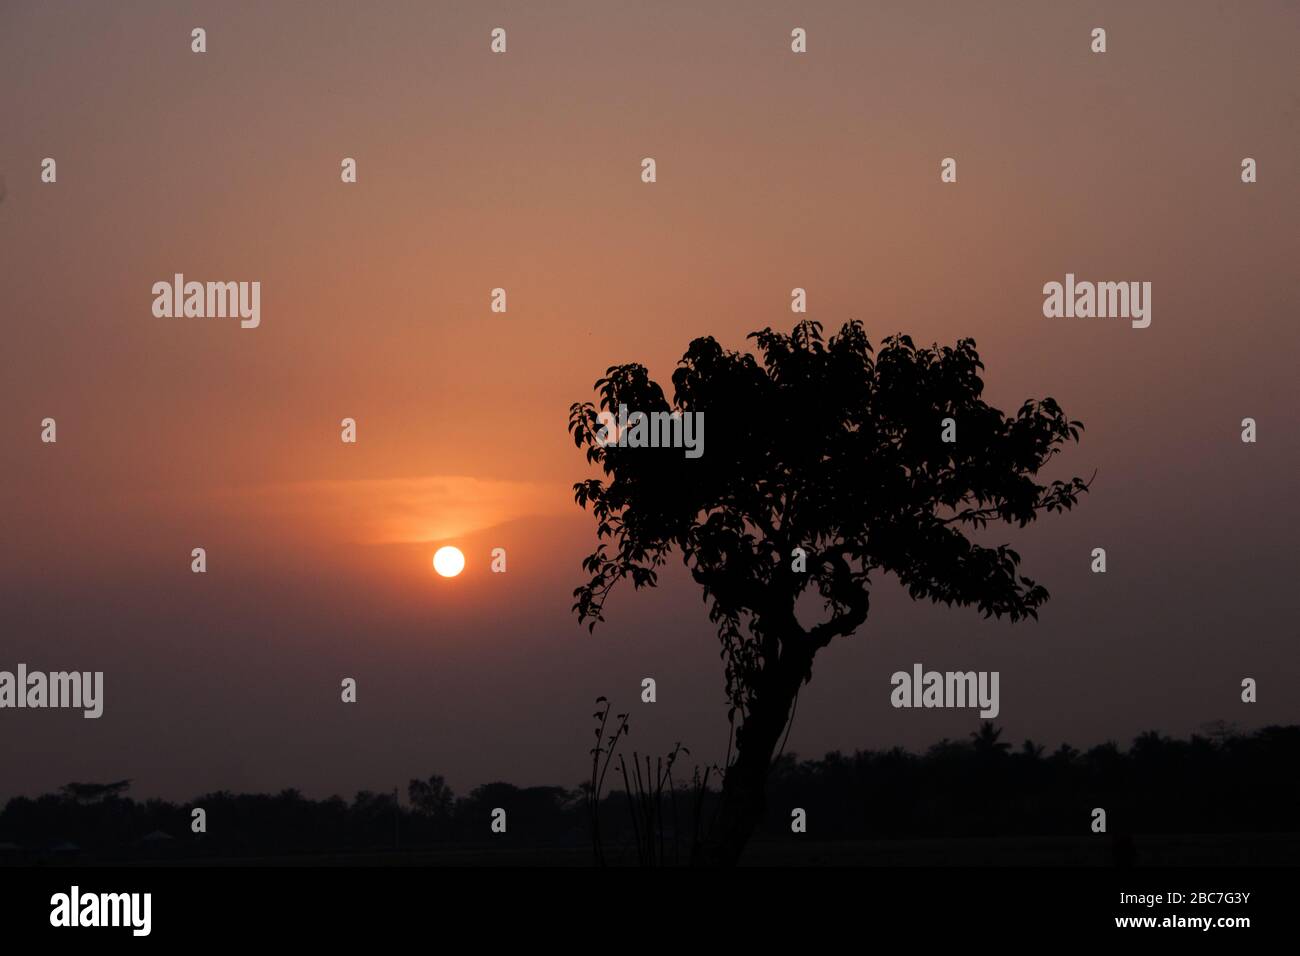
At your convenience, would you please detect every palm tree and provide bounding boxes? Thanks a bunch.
[971,722,1010,757]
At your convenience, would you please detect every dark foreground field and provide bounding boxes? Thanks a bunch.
[38,832,1287,867]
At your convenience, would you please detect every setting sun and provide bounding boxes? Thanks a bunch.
[433,546,466,578]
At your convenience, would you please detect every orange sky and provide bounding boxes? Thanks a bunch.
[1,0,1297,800]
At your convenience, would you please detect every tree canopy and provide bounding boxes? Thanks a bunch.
[569,319,1090,716]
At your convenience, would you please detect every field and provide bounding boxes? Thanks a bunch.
[61,833,1296,868]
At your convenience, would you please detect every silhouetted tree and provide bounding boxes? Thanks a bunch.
[971,722,1011,757]
[59,780,132,804]
[568,320,1090,865]
[408,774,455,822]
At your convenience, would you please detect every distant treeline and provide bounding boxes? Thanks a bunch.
[1,723,1295,863]
[764,723,1300,839]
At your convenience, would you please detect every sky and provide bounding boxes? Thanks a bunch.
[1,0,1297,802]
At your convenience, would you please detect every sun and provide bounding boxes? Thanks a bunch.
[433,546,465,578]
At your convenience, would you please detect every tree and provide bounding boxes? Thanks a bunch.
[58,780,132,804]
[568,320,1089,865]
[407,774,455,821]
[971,722,1011,758]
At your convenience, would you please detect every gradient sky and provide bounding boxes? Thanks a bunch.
[2,0,1297,802]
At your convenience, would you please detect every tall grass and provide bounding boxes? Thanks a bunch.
[586,697,718,866]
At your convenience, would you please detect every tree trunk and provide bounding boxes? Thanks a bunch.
[693,647,806,867]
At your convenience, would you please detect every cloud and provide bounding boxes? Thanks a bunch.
[215,475,572,544]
